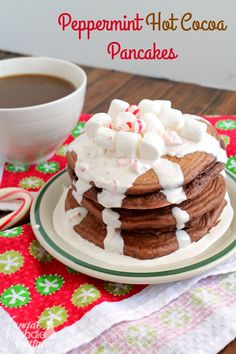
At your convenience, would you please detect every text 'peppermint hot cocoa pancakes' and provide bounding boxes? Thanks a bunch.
[53,99,232,260]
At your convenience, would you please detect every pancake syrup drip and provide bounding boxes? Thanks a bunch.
[66,99,227,256]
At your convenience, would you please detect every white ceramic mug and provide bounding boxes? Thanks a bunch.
[0,57,87,164]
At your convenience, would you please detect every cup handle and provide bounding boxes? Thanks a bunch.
[0,188,33,231]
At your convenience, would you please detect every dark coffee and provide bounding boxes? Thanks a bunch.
[0,74,76,108]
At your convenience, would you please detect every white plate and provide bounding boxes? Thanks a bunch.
[30,170,236,284]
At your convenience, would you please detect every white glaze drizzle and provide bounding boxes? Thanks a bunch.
[102,209,123,254]
[162,188,187,204]
[102,209,121,228]
[166,133,227,163]
[98,189,125,208]
[153,158,187,204]
[176,230,191,248]
[103,226,124,254]
[172,207,190,230]
[73,178,91,204]
[172,205,191,248]
[65,207,88,227]
[153,158,184,189]
[70,134,147,194]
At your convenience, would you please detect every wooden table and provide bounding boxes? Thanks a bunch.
[1,50,236,116]
[0,50,236,353]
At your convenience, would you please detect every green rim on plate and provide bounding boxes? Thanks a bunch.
[33,169,236,278]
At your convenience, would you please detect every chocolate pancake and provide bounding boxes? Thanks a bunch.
[65,189,227,259]
[67,121,224,196]
[69,160,224,210]
[66,175,226,230]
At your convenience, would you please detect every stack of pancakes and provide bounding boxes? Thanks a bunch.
[65,122,226,259]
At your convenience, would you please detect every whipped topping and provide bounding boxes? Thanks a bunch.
[68,98,227,253]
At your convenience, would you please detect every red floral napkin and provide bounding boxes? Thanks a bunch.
[0,114,235,350]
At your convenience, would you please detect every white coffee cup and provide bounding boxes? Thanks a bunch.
[0,57,87,164]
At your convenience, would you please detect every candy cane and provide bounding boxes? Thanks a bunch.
[120,121,133,131]
[120,118,145,135]
[126,104,141,118]
[0,188,33,231]
[133,119,146,134]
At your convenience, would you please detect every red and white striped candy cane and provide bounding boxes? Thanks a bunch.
[126,104,141,118]
[133,119,146,134]
[0,188,33,231]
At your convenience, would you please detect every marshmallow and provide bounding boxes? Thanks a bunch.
[183,113,209,125]
[113,111,136,131]
[139,132,165,160]
[85,113,111,139]
[158,108,184,130]
[138,99,162,116]
[155,100,171,108]
[163,131,184,146]
[107,99,129,119]
[95,127,117,151]
[183,113,199,120]
[141,113,165,135]
[116,131,142,158]
[180,118,207,142]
